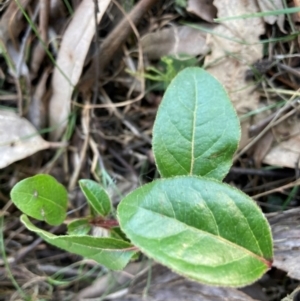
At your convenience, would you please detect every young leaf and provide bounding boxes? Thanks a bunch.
[79,179,111,217]
[152,67,240,180]
[117,176,273,287]
[10,174,68,226]
[67,218,91,236]
[21,215,136,270]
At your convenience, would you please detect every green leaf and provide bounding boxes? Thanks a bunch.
[152,67,240,180]
[67,218,91,236]
[117,176,273,287]
[79,179,111,217]
[110,227,130,241]
[21,215,136,270]
[10,174,68,226]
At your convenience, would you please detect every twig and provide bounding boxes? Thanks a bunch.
[92,0,100,107]
[252,178,300,199]
[278,62,300,78]
[68,101,90,191]
[249,99,300,136]
[229,167,294,178]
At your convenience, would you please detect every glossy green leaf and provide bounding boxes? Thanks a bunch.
[21,215,136,270]
[10,174,68,226]
[79,179,111,217]
[152,67,240,180]
[117,176,273,287]
[67,218,91,236]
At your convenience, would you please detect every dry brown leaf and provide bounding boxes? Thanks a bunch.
[258,0,286,33]
[49,0,111,141]
[0,0,29,45]
[267,208,300,281]
[27,68,50,130]
[30,0,50,78]
[141,25,210,60]
[205,0,264,114]
[0,110,49,169]
[263,135,300,168]
[263,113,300,168]
[186,0,217,23]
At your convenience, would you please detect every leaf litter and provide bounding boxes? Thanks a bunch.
[0,0,300,300]
[0,110,49,169]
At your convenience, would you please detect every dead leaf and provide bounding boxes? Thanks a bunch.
[258,0,286,33]
[267,208,300,281]
[187,0,217,23]
[205,0,265,114]
[204,0,266,158]
[49,0,111,141]
[263,112,300,168]
[27,68,50,130]
[0,110,49,169]
[30,0,50,78]
[141,25,211,60]
[0,0,29,45]
[263,136,300,168]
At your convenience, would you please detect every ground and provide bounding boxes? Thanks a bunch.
[0,0,300,300]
